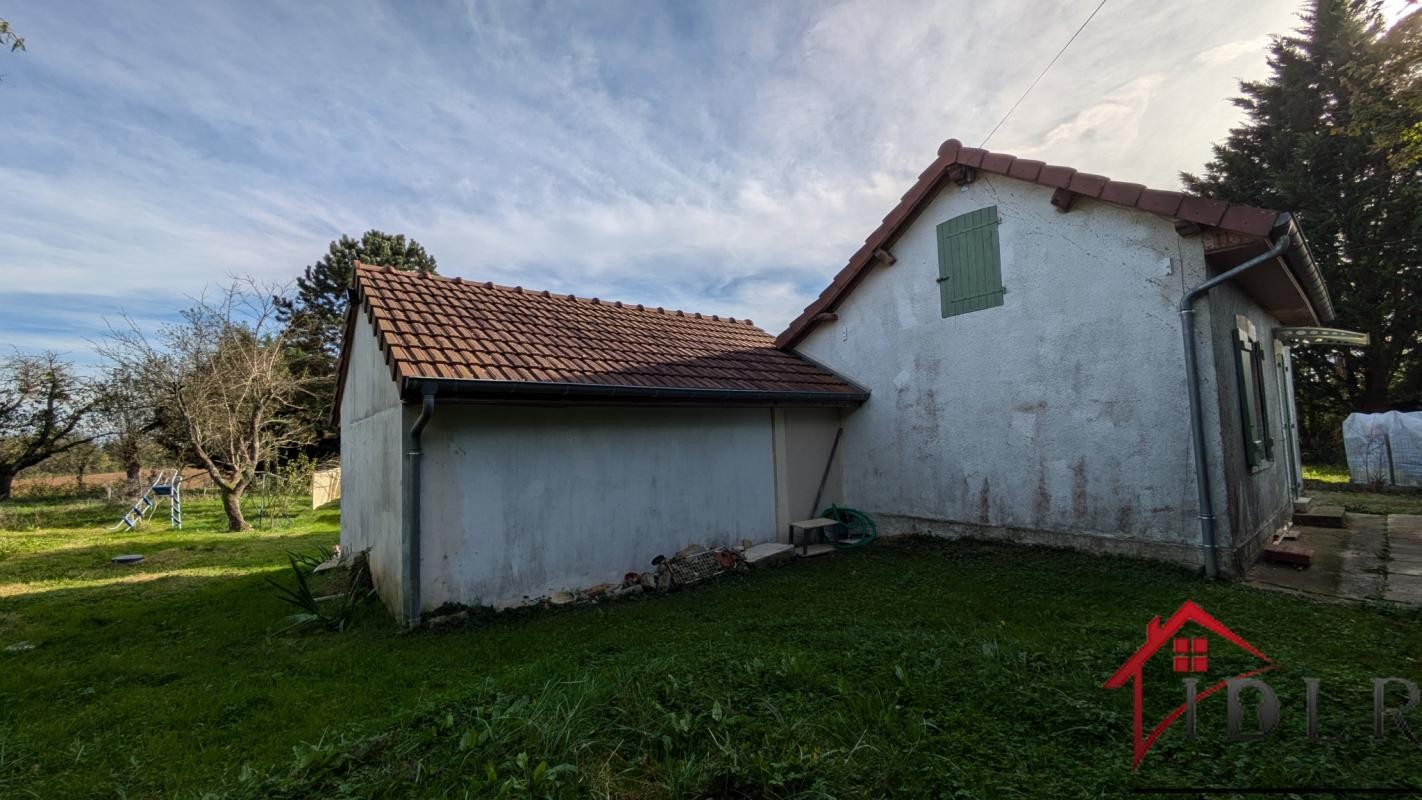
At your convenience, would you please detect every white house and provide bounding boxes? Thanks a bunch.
[777,138,1340,577]
[337,136,1348,624]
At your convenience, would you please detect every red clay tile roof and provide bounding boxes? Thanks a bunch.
[775,138,1293,349]
[340,264,866,405]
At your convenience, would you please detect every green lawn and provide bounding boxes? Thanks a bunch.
[1303,463,1422,516]
[3,495,1422,798]
[1303,463,1353,484]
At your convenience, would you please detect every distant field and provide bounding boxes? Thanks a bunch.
[12,468,212,495]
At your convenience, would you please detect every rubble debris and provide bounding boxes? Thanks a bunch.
[524,537,818,614]
[426,610,469,628]
[582,582,614,599]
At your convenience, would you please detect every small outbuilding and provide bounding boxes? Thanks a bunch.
[336,266,863,622]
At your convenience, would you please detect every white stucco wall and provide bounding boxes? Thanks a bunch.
[773,408,844,536]
[1205,281,1294,570]
[416,405,778,610]
[795,174,1227,565]
[338,318,406,614]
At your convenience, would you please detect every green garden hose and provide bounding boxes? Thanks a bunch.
[819,505,877,548]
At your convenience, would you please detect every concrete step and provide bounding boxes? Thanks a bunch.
[743,542,794,568]
[1293,496,1313,514]
[796,543,836,558]
[1295,505,1346,528]
[1263,542,1314,568]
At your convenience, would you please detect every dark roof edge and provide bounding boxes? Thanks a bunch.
[329,287,363,428]
[400,377,869,407]
[1273,213,1336,324]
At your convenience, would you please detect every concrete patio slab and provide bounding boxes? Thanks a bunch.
[1390,514,1422,535]
[1385,575,1422,605]
[1248,514,1387,601]
[1389,562,1422,578]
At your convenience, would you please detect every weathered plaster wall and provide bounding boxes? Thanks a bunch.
[338,318,406,614]
[795,174,1220,565]
[773,408,844,536]
[417,405,777,610]
[1205,281,1293,572]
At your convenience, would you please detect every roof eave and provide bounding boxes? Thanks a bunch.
[399,377,869,408]
[328,286,363,428]
[1273,214,1336,325]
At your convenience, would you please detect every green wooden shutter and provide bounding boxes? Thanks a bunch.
[1252,340,1273,460]
[1234,331,1261,467]
[936,206,1004,318]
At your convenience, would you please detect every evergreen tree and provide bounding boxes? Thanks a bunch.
[1183,0,1422,458]
[276,231,437,453]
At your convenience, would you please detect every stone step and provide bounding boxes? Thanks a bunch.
[1295,505,1346,528]
[743,542,794,568]
[1293,496,1313,514]
[1263,542,1314,568]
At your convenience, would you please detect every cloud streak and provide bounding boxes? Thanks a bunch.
[3,0,1304,352]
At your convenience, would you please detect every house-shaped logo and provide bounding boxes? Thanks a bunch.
[1103,600,1276,768]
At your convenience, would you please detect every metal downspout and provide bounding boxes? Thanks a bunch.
[403,386,436,626]
[1179,234,1290,579]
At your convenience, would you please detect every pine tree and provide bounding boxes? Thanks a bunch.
[1183,0,1422,458]
[276,231,438,453]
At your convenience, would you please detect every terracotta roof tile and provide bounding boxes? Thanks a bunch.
[1037,164,1076,188]
[1067,172,1110,197]
[775,137,1288,349]
[1177,195,1229,227]
[1137,189,1184,217]
[1007,158,1045,181]
[346,265,865,402]
[1098,181,1146,207]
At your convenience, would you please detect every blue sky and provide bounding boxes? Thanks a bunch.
[3,0,1400,361]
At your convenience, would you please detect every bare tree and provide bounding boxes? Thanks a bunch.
[0,352,98,501]
[101,281,311,530]
[41,438,106,492]
[93,368,168,499]
[0,19,24,53]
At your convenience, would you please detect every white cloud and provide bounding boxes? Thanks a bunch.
[1193,36,1274,67]
[2,0,1303,347]
[1038,74,1168,153]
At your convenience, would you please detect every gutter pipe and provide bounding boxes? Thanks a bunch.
[1178,233,1290,579]
[402,385,436,626]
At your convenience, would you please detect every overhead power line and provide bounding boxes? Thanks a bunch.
[978,0,1110,149]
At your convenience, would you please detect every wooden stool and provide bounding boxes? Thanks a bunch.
[789,517,841,556]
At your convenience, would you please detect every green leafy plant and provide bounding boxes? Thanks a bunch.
[266,546,373,632]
